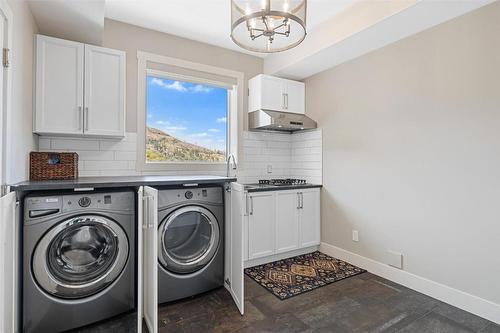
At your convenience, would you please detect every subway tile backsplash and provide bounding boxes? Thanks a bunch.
[37,129,322,184]
[239,129,322,184]
[38,133,141,177]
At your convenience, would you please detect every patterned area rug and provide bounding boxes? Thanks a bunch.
[245,251,366,300]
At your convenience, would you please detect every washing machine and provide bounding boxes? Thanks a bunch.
[157,186,224,304]
[23,190,135,333]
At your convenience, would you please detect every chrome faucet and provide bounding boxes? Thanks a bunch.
[226,154,237,177]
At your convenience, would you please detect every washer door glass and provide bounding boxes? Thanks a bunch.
[159,206,220,274]
[33,215,129,299]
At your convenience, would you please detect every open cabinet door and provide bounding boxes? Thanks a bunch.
[0,192,17,333]
[138,186,158,333]
[137,187,143,333]
[224,182,245,315]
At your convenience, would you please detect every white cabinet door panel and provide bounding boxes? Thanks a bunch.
[0,192,17,333]
[224,183,245,315]
[35,35,84,135]
[275,191,299,253]
[299,189,321,247]
[260,76,285,112]
[142,186,158,333]
[285,80,305,114]
[84,45,125,137]
[136,187,143,333]
[248,192,275,259]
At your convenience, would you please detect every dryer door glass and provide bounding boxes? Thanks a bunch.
[159,206,220,274]
[33,215,129,299]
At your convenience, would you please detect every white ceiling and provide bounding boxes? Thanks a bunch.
[29,0,494,80]
[104,0,355,57]
[28,0,105,45]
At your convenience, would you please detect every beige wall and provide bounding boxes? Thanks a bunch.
[102,19,263,133]
[7,0,38,183]
[306,1,500,305]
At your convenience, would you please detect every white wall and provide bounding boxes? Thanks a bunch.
[305,0,500,314]
[7,0,38,184]
[102,19,263,133]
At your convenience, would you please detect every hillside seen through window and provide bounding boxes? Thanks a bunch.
[146,75,228,162]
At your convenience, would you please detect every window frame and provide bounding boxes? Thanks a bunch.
[136,51,243,172]
[145,69,232,165]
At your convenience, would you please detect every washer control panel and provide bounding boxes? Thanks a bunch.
[24,191,135,222]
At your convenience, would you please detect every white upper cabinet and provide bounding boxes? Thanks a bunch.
[248,74,305,114]
[284,79,306,115]
[84,45,125,137]
[35,35,84,135]
[34,35,125,138]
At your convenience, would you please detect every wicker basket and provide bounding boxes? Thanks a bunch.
[30,152,79,180]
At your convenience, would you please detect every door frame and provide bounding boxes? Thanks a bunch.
[0,0,12,193]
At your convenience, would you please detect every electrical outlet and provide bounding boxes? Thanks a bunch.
[267,165,272,173]
[352,230,359,242]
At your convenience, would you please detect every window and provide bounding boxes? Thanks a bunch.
[137,51,243,172]
[146,74,228,163]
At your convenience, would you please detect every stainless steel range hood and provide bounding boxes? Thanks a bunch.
[248,110,317,132]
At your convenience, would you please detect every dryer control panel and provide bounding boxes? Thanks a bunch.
[157,186,223,209]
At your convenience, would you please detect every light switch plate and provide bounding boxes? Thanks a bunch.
[267,165,272,173]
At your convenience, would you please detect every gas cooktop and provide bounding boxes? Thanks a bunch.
[244,179,311,190]
[258,179,308,186]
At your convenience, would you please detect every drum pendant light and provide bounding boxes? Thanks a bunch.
[230,0,307,53]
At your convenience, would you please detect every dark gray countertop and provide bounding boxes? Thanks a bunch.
[11,175,237,191]
[244,184,322,192]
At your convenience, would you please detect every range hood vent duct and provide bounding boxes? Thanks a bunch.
[248,110,317,132]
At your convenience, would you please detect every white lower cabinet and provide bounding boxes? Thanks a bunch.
[0,192,19,333]
[224,183,245,315]
[137,186,158,333]
[275,191,300,253]
[247,192,275,260]
[299,189,321,247]
[244,188,321,264]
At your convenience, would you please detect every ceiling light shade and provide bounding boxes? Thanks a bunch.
[231,0,307,53]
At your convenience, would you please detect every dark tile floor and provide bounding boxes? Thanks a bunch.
[157,273,499,333]
[71,272,500,333]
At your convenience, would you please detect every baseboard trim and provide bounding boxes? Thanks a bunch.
[320,242,500,325]
[244,246,319,268]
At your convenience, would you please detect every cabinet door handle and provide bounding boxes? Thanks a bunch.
[84,107,89,131]
[78,106,83,130]
[282,93,286,109]
[142,196,149,229]
[285,93,289,109]
[300,192,304,209]
[297,192,301,209]
[245,194,249,216]
[249,196,254,215]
